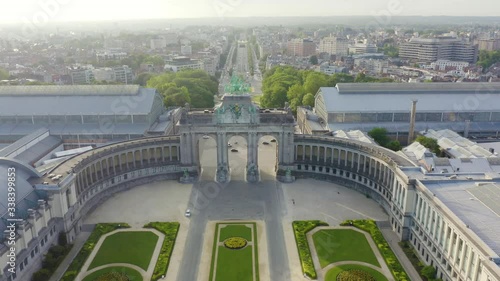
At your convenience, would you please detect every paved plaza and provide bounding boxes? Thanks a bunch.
[79,139,389,281]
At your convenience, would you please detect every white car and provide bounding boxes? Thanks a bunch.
[185,209,191,217]
[203,135,209,139]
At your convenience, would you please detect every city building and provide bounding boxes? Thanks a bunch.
[0,85,167,144]
[348,43,378,54]
[354,58,389,74]
[286,38,316,57]
[70,68,94,85]
[400,37,478,63]
[181,45,193,55]
[313,83,500,141]
[477,38,500,51]
[317,63,348,75]
[95,51,128,62]
[112,65,134,84]
[319,36,349,56]
[163,56,203,72]
[428,60,470,72]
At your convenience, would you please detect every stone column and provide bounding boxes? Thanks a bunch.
[216,132,229,183]
[246,132,259,183]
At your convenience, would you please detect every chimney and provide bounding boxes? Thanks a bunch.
[408,100,418,144]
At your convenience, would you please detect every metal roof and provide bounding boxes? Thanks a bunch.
[317,83,500,113]
[0,86,158,116]
[426,181,500,257]
[0,128,49,157]
[0,85,140,96]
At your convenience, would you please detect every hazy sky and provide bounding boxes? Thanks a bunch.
[0,0,499,23]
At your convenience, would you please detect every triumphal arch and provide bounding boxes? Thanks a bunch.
[178,76,295,183]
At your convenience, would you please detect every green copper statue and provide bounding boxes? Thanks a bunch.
[224,74,251,95]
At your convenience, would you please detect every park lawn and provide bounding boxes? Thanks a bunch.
[325,264,388,281]
[218,224,253,242]
[214,246,254,281]
[89,231,159,271]
[82,266,143,281]
[313,229,380,268]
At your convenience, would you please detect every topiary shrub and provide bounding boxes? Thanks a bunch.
[337,269,376,281]
[223,237,248,249]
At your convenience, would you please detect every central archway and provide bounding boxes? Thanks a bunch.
[227,134,248,181]
[257,134,279,181]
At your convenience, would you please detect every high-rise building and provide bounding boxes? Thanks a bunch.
[70,68,94,84]
[477,38,500,51]
[400,37,478,63]
[319,36,349,56]
[286,38,316,57]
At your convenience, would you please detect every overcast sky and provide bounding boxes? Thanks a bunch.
[0,0,499,23]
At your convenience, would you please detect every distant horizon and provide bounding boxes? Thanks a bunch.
[0,14,499,26]
[1,0,499,25]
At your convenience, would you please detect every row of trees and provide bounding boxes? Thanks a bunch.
[477,50,500,70]
[0,68,9,80]
[146,69,218,108]
[260,66,393,111]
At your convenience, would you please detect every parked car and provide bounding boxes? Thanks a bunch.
[185,209,191,217]
[231,148,238,152]
[262,141,270,145]
[270,139,277,143]
[203,135,209,139]
[228,143,232,147]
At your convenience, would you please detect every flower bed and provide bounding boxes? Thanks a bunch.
[94,272,129,281]
[224,237,248,249]
[61,223,130,281]
[337,269,376,281]
[292,220,328,279]
[340,220,409,281]
[144,222,180,281]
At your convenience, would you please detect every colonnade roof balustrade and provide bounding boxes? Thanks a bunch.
[31,136,181,186]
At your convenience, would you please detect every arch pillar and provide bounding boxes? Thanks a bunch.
[216,132,229,183]
[246,132,259,183]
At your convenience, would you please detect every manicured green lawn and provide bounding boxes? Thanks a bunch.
[89,231,159,271]
[209,222,259,281]
[82,266,143,281]
[313,229,380,268]
[325,264,388,281]
[214,246,253,281]
[219,224,253,242]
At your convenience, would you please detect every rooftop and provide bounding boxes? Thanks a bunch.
[425,180,500,257]
[0,86,158,116]
[318,83,500,113]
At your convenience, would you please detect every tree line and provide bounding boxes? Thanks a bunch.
[147,69,218,108]
[260,66,393,112]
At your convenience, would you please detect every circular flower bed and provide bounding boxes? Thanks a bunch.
[95,272,130,281]
[337,269,376,281]
[223,237,248,250]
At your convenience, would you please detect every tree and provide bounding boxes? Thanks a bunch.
[415,136,440,154]
[147,69,217,108]
[368,127,391,146]
[302,93,315,107]
[386,140,402,151]
[421,265,437,280]
[32,268,51,281]
[287,84,306,112]
[58,232,67,247]
[133,72,154,86]
[309,55,318,65]
[303,72,328,94]
[0,68,9,80]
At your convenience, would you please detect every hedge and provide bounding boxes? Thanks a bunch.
[340,220,409,281]
[292,220,328,279]
[32,237,73,281]
[60,223,130,281]
[144,222,180,281]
